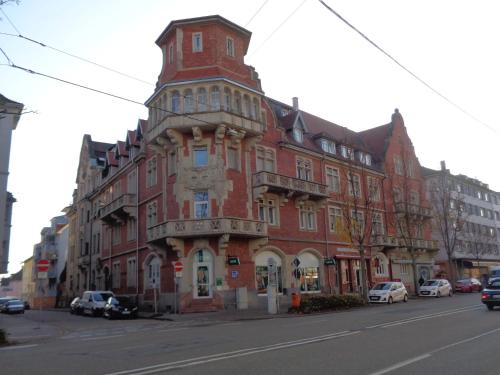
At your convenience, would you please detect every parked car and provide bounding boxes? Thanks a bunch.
[70,297,83,315]
[21,300,31,310]
[81,291,115,317]
[0,299,25,314]
[419,279,452,297]
[455,278,482,293]
[103,296,139,319]
[481,277,500,310]
[369,282,408,304]
[0,296,16,309]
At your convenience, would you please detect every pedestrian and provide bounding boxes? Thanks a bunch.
[419,276,425,286]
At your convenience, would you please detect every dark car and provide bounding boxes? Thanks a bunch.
[103,296,138,319]
[481,277,500,310]
[1,299,25,314]
[455,278,482,293]
[0,296,16,309]
[70,297,83,315]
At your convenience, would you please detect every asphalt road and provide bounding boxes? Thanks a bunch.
[1,293,499,375]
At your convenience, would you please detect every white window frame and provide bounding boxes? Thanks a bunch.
[320,139,336,154]
[147,201,157,228]
[226,36,235,57]
[293,126,304,143]
[112,261,121,289]
[194,191,209,219]
[127,257,137,288]
[325,166,340,193]
[296,157,312,181]
[192,32,203,52]
[299,205,316,231]
[146,156,157,188]
[193,146,208,167]
[127,218,136,241]
[371,212,384,235]
[367,176,380,201]
[256,146,276,172]
[328,206,342,233]
[348,173,361,197]
[258,198,278,226]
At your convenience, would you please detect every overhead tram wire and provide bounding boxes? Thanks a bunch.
[248,0,308,57]
[0,9,154,87]
[245,0,270,27]
[317,0,498,134]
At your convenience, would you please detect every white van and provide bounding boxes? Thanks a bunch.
[81,291,115,317]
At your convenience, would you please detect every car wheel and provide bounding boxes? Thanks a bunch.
[487,304,494,311]
[436,291,441,298]
[403,294,408,302]
[92,308,98,317]
[388,296,393,304]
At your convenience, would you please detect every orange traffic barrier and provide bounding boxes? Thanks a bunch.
[291,292,301,308]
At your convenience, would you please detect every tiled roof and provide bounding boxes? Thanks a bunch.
[357,122,393,161]
[106,149,119,167]
[117,141,129,158]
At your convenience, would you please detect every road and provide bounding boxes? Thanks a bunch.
[1,293,499,375]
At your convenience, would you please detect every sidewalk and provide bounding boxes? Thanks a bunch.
[139,307,291,323]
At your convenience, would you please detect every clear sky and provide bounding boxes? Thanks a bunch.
[1,0,499,277]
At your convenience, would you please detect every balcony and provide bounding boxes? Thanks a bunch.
[147,217,268,243]
[99,193,136,223]
[77,255,90,268]
[147,111,265,145]
[371,235,398,248]
[395,202,433,219]
[397,238,439,251]
[253,171,328,200]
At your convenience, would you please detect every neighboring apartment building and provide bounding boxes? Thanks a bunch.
[32,215,69,308]
[65,15,438,312]
[21,256,35,306]
[424,162,500,280]
[0,94,23,274]
[0,269,22,298]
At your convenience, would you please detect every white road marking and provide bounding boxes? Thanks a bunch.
[367,354,431,375]
[367,326,500,375]
[381,306,482,328]
[288,318,329,326]
[365,305,482,329]
[81,334,125,341]
[105,330,359,375]
[0,344,38,351]
[156,327,188,333]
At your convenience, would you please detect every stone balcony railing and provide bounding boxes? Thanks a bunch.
[99,193,136,223]
[147,217,268,243]
[146,111,265,144]
[394,202,433,219]
[253,171,328,200]
[371,234,399,248]
[397,238,439,251]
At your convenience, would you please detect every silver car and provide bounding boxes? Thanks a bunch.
[369,282,408,304]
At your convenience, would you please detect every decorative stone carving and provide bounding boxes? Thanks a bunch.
[166,129,183,147]
[218,234,230,253]
[192,126,203,143]
[166,237,184,257]
[229,129,246,147]
[215,125,226,144]
[244,135,263,151]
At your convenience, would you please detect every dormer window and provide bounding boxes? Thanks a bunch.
[192,32,203,52]
[293,127,303,143]
[365,154,372,166]
[320,139,335,154]
[226,37,235,57]
[341,145,354,160]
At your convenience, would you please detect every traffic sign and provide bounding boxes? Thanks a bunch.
[37,259,49,272]
[172,261,183,273]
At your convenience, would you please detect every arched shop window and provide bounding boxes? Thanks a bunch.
[297,252,320,292]
[255,250,283,295]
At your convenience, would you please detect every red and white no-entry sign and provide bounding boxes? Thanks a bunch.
[172,261,183,272]
[37,259,49,272]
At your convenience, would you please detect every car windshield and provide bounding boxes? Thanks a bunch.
[9,300,23,306]
[457,280,470,285]
[116,297,132,305]
[372,283,391,290]
[94,293,113,302]
[422,280,439,286]
[487,280,500,289]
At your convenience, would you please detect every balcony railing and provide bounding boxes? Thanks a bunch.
[371,234,398,247]
[147,217,268,243]
[147,111,265,144]
[99,193,136,223]
[253,171,328,200]
[395,202,433,219]
[397,238,439,251]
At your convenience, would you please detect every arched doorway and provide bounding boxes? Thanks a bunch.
[193,249,213,298]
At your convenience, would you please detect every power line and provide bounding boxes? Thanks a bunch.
[2,61,218,127]
[318,0,498,134]
[245,0,270,27]
[0,8,154,87]
[0,7,21,34]
[249,0,308,57]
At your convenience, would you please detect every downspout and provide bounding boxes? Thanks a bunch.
[320,153,333,293]
[89,204,93,291]
[135,160,139,299]
[380,175,393,279]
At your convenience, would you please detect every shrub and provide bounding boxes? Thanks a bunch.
[290,293,366,313]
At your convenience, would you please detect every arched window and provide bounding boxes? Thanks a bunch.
[234,91,242,114]
[171,91,180,113]
[184,89,194,113]
[255,250,283,295]
[210,86,220,111]
[223,88,232,112]
[146,256,161,289]
[243,95,251,117]
[197,88,207,112]
[296,252,320,292]
[193,249,213,298]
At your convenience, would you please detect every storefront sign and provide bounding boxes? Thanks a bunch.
[227,256,240,265]
[324,258,336,266]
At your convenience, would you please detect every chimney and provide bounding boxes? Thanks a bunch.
[440,160,446,171]
[292,97,299,111]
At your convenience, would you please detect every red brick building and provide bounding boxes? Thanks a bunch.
[67,15,438,312]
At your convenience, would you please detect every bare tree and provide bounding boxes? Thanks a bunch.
[387,142,431,295]
[338,147,379,302]
[428,164,466,288]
